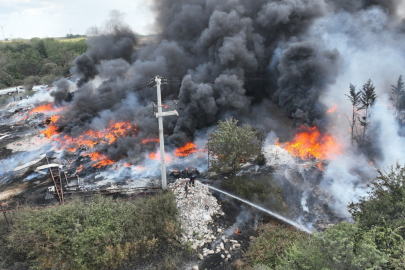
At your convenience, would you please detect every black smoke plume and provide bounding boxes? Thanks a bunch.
[52,0,403,161]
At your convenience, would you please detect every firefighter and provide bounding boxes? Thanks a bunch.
[189,175,195,187]
[184,182,189,198]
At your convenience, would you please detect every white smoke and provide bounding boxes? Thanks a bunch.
[308,5,405,218]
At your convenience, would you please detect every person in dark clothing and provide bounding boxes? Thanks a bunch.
[189,175,195,187]
[184,183,189,198]
[19,96,22,100]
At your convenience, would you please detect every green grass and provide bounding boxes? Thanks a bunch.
[58,37,86,42]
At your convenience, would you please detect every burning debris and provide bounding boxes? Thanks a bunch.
[277,126,341,160]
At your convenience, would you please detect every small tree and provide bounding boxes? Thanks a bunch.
[345,84,361,145]
[391,75,404,115]
[207,117,261,173]
[358,79,377,145]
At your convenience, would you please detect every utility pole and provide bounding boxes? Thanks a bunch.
[154,76,178,189]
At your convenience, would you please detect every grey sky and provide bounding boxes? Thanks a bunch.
[0,0,155,39]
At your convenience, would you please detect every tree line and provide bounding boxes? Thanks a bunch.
[0,37,87,90]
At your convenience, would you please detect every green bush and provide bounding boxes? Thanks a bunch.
[254,152,266,166]
[220,175,286,212]
[242,223,306,269]
[7,192,181,270]
[276,222,389,270]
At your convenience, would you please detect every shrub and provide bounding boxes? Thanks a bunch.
[254,152,266,166]
[276,222,389,270]
[7,191,181,270]
[220,175,287,212]
[242,223,306,269]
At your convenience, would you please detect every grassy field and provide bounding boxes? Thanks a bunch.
[58,37,87,42]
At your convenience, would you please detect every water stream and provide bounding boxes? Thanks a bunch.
[201,183,312,233]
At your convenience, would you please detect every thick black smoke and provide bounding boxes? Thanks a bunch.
[53,0,402,161]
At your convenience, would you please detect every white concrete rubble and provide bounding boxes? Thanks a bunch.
[168,179,221,250]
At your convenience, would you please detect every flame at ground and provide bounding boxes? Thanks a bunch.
[84,152,115,168]
[142,138,159,144]
[40,118,138,168]
[29,103,65,115]
[280,126,341,160]
[174,142,204,157]
[149,151,172,162]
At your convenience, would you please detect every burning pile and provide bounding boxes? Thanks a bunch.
[27,101,206,172]
[278,126,341,160]
[174,142,204,157]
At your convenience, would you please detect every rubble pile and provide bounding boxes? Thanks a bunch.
[264,144,296,167]
[169,178,243,265]
[169,178,222,250]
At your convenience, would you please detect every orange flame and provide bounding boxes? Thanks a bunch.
[317,162,324,171]
[41,125,59,138]
[29,103,65,115]
[40,119,138,168]
[234,228,239,234]
[174,142,203,157]
[326,104,338,114]
[282,126,341,160]
[142,138,159,144]
[149,151,172,162]
[30,103,53,114]
[84,152,115,168]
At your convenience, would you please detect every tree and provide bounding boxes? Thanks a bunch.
[349,163,405,236]
[391,75,404,115]
[345,83,362,145]
[348,163,405,268]
[207,117,261,173]
[358,79,377,145]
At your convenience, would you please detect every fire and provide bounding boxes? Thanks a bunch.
[174,142,203,157]
[326,104,338,114]
[234,228,239,234]
[40,119,138,169]
[149,151,172,162]
[84,152,115,168]
[29,103,65,116]
[30,103,53,114]
[142,138,159,144]
[281,126,341,160]
[317,162,324,171]
[41,125,59,138]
